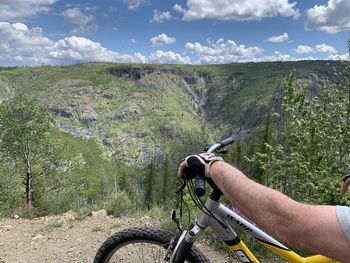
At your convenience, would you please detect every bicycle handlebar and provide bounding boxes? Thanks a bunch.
[218,136,235,147]
[194,136,234,197]
[207,136,234,153]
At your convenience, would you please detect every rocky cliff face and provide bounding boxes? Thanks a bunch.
[0,61,344,166]
[23,67,208,166]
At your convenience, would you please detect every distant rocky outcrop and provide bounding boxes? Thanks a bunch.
[0,85,13,103]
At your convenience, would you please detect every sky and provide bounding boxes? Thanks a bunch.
[0,0,349,66]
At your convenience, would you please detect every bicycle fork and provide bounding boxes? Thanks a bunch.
[169,224,203,263]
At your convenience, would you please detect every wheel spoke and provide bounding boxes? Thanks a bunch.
[133,243,144,262]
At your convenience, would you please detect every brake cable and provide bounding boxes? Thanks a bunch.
[174,180,192,230]
[188,181,216,218]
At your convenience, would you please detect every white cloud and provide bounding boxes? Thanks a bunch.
[327,53,349,60]
[148,50,191,64]
[306,0,350,33]
[150,10,172,23]
[294,45,314,54]
[0,22,346,66]
[62,8,93,26]
[173,4,186,13]
[133,52,148,63]
[265,32,289,43]
[256,51,320,62]
[70,24,99,35]
[184,38,263,63]
[258,51,293,62]
[12,23,29,31]
[0,22,143,66]
[174,0,299,21]
[150,34,176,47]
[293,43,338,54]
[61,8,98,35]
[0,0,58,20]
[315,43,337,54]
[0,22,189,66]
[122,0,147,10]
[49,36,146,63]
[0,22,54,65]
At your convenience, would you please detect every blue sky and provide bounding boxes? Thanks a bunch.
[0,0,349,66]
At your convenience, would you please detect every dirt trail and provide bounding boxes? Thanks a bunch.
[0,211,236,263]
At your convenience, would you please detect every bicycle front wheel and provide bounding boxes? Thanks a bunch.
[93,227,210,263]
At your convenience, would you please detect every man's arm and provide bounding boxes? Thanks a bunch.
[209,161,350,262]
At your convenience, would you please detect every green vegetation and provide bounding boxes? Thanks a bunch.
[41,221,64,232]
[0,59,349,261]
[228,65,350,207]
[92,225,104,232]
[0,96,54,214]
[0,60,349,222]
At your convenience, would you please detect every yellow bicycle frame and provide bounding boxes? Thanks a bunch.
[193,197,339,263]
[227,239,338,263]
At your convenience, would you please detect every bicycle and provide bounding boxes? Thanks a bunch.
[93,137,339,263]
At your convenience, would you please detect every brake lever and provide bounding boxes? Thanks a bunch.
[175,180,186,195]
[171,209,182,231]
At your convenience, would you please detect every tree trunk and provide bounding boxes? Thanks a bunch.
[24,150,34,210]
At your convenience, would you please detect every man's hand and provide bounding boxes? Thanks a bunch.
[177,153,223,179]
[340,174,350,194]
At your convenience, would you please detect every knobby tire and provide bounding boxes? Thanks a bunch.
[93,227,210,263]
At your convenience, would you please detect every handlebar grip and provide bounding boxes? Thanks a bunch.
[218,137,234,147]
[194,175,206,197]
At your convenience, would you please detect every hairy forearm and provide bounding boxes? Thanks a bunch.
[210,161,298,241]
[209,161,350,261]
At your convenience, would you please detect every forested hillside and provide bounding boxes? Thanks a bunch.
[0,61,349,218]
